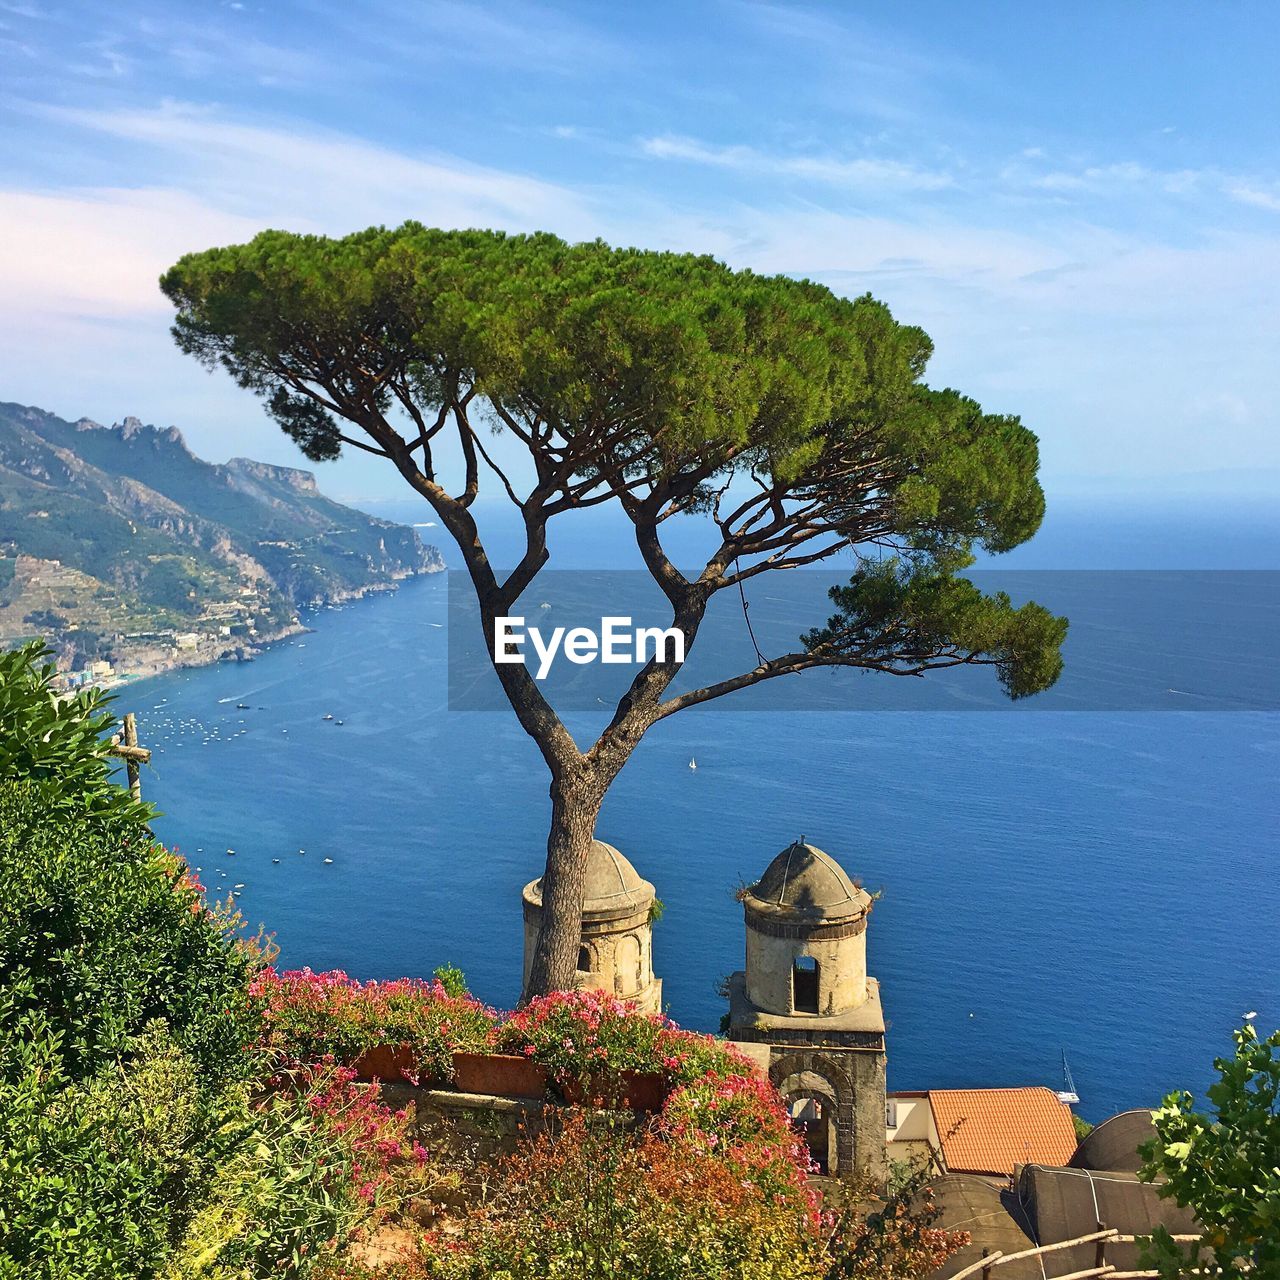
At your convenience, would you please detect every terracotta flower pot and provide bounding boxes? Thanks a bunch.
[622,1069,668,1113]
[561,1070,667,1111]
[452,1051,547,1099]
[560,1073,620,1107]
[352,1042,415,1082]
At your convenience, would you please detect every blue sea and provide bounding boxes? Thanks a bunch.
[131,496,1279,1123]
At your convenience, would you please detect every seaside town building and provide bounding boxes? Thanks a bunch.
[886,1086,1077,1176]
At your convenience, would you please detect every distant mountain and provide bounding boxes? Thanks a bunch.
[0,402,443,674]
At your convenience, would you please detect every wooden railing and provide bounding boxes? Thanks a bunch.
[948,1226,1200,1280]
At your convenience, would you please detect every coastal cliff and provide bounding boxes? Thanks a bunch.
[0,401,444,679]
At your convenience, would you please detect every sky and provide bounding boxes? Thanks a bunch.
[2,0,1279,506]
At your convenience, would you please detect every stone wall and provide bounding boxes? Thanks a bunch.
[379,1084,553,1163]
[377,1084,649,1165]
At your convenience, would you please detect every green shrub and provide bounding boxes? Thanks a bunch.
[0,640,146,823]
[0,1019,390,1280]
[0,1018,224,1280]
[0,645,409,1277]
[0,781,261,1087]
[1139,1023,1280,1277]
[163,1077,371,1280]
[431,964,468,999]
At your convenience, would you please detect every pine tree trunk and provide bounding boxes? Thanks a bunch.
[523,775,604,999]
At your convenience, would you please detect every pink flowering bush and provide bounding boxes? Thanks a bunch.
[661,1070,823,1213]
[251,968,497,1083]
[493,988,751,1094]
[287,1058,438,1208]
[494,987,664,1084]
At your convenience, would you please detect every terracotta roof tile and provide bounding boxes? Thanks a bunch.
[929,1087,1077,1177]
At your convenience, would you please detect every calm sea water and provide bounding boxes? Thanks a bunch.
[132,501,1279,1122]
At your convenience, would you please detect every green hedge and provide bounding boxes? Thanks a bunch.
[0,782,260,1086]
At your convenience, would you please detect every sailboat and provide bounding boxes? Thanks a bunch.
[688,757,697,770]
[1057,1049,1080,1105]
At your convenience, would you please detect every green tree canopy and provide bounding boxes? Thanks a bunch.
[162,225,1066,995]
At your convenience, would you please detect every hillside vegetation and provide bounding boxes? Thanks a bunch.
[0,402,441,670]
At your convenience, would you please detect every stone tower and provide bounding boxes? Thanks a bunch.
[523,839,662,1013]
[726,840,886,1179]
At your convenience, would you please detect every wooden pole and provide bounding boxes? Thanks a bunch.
[123,713,140,801]
[111,713,151,802]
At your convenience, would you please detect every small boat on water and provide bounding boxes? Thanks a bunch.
[236,703,251,710]
[322,713,334,721]
[323,857,334,864]
[1056,1050,1080,1105]
[688,757,697,770]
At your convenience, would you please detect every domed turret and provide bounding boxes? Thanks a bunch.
[740,841,873,1017]
[522,839,662,1011]
[747,840,871,920]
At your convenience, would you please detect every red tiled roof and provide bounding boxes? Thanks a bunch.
[929,1087,1077,1177]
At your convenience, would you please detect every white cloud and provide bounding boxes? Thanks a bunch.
[0,103,597,334]
[1026,161,1206,196]
[1227,183,1280,212]
[639,134,954,190]
[0,186,259,318]
[6,96,1280,487]
[40,101,595,235]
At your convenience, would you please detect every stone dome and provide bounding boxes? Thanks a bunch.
[746,841,870,922]
[523,839,654,921]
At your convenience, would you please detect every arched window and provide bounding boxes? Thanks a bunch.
[792,955,819,1014]
[577,945,593,973]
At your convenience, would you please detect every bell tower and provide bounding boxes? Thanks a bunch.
[726,839,887,1179]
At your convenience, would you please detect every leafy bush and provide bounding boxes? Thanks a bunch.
[819,1159,972,1280]
[0,640,146,823]
[1139,1022,1280,1278]
[252,969,496,1083]
[0,781,261,1086]
[0,1020,416,1280]
[0,1019,207,1279]
[329,1083,967,1280]
[412,1107,823,1280]
[430,964,467,999]
[165,1062,426,1280]
[0,647,397,1278]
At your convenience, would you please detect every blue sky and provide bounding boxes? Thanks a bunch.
[3,0,1279,504]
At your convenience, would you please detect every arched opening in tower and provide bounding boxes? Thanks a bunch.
[788,1095,832,1174]
[792,955,819,1014]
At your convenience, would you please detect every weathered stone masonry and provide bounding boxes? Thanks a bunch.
[726,841,888,1180]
